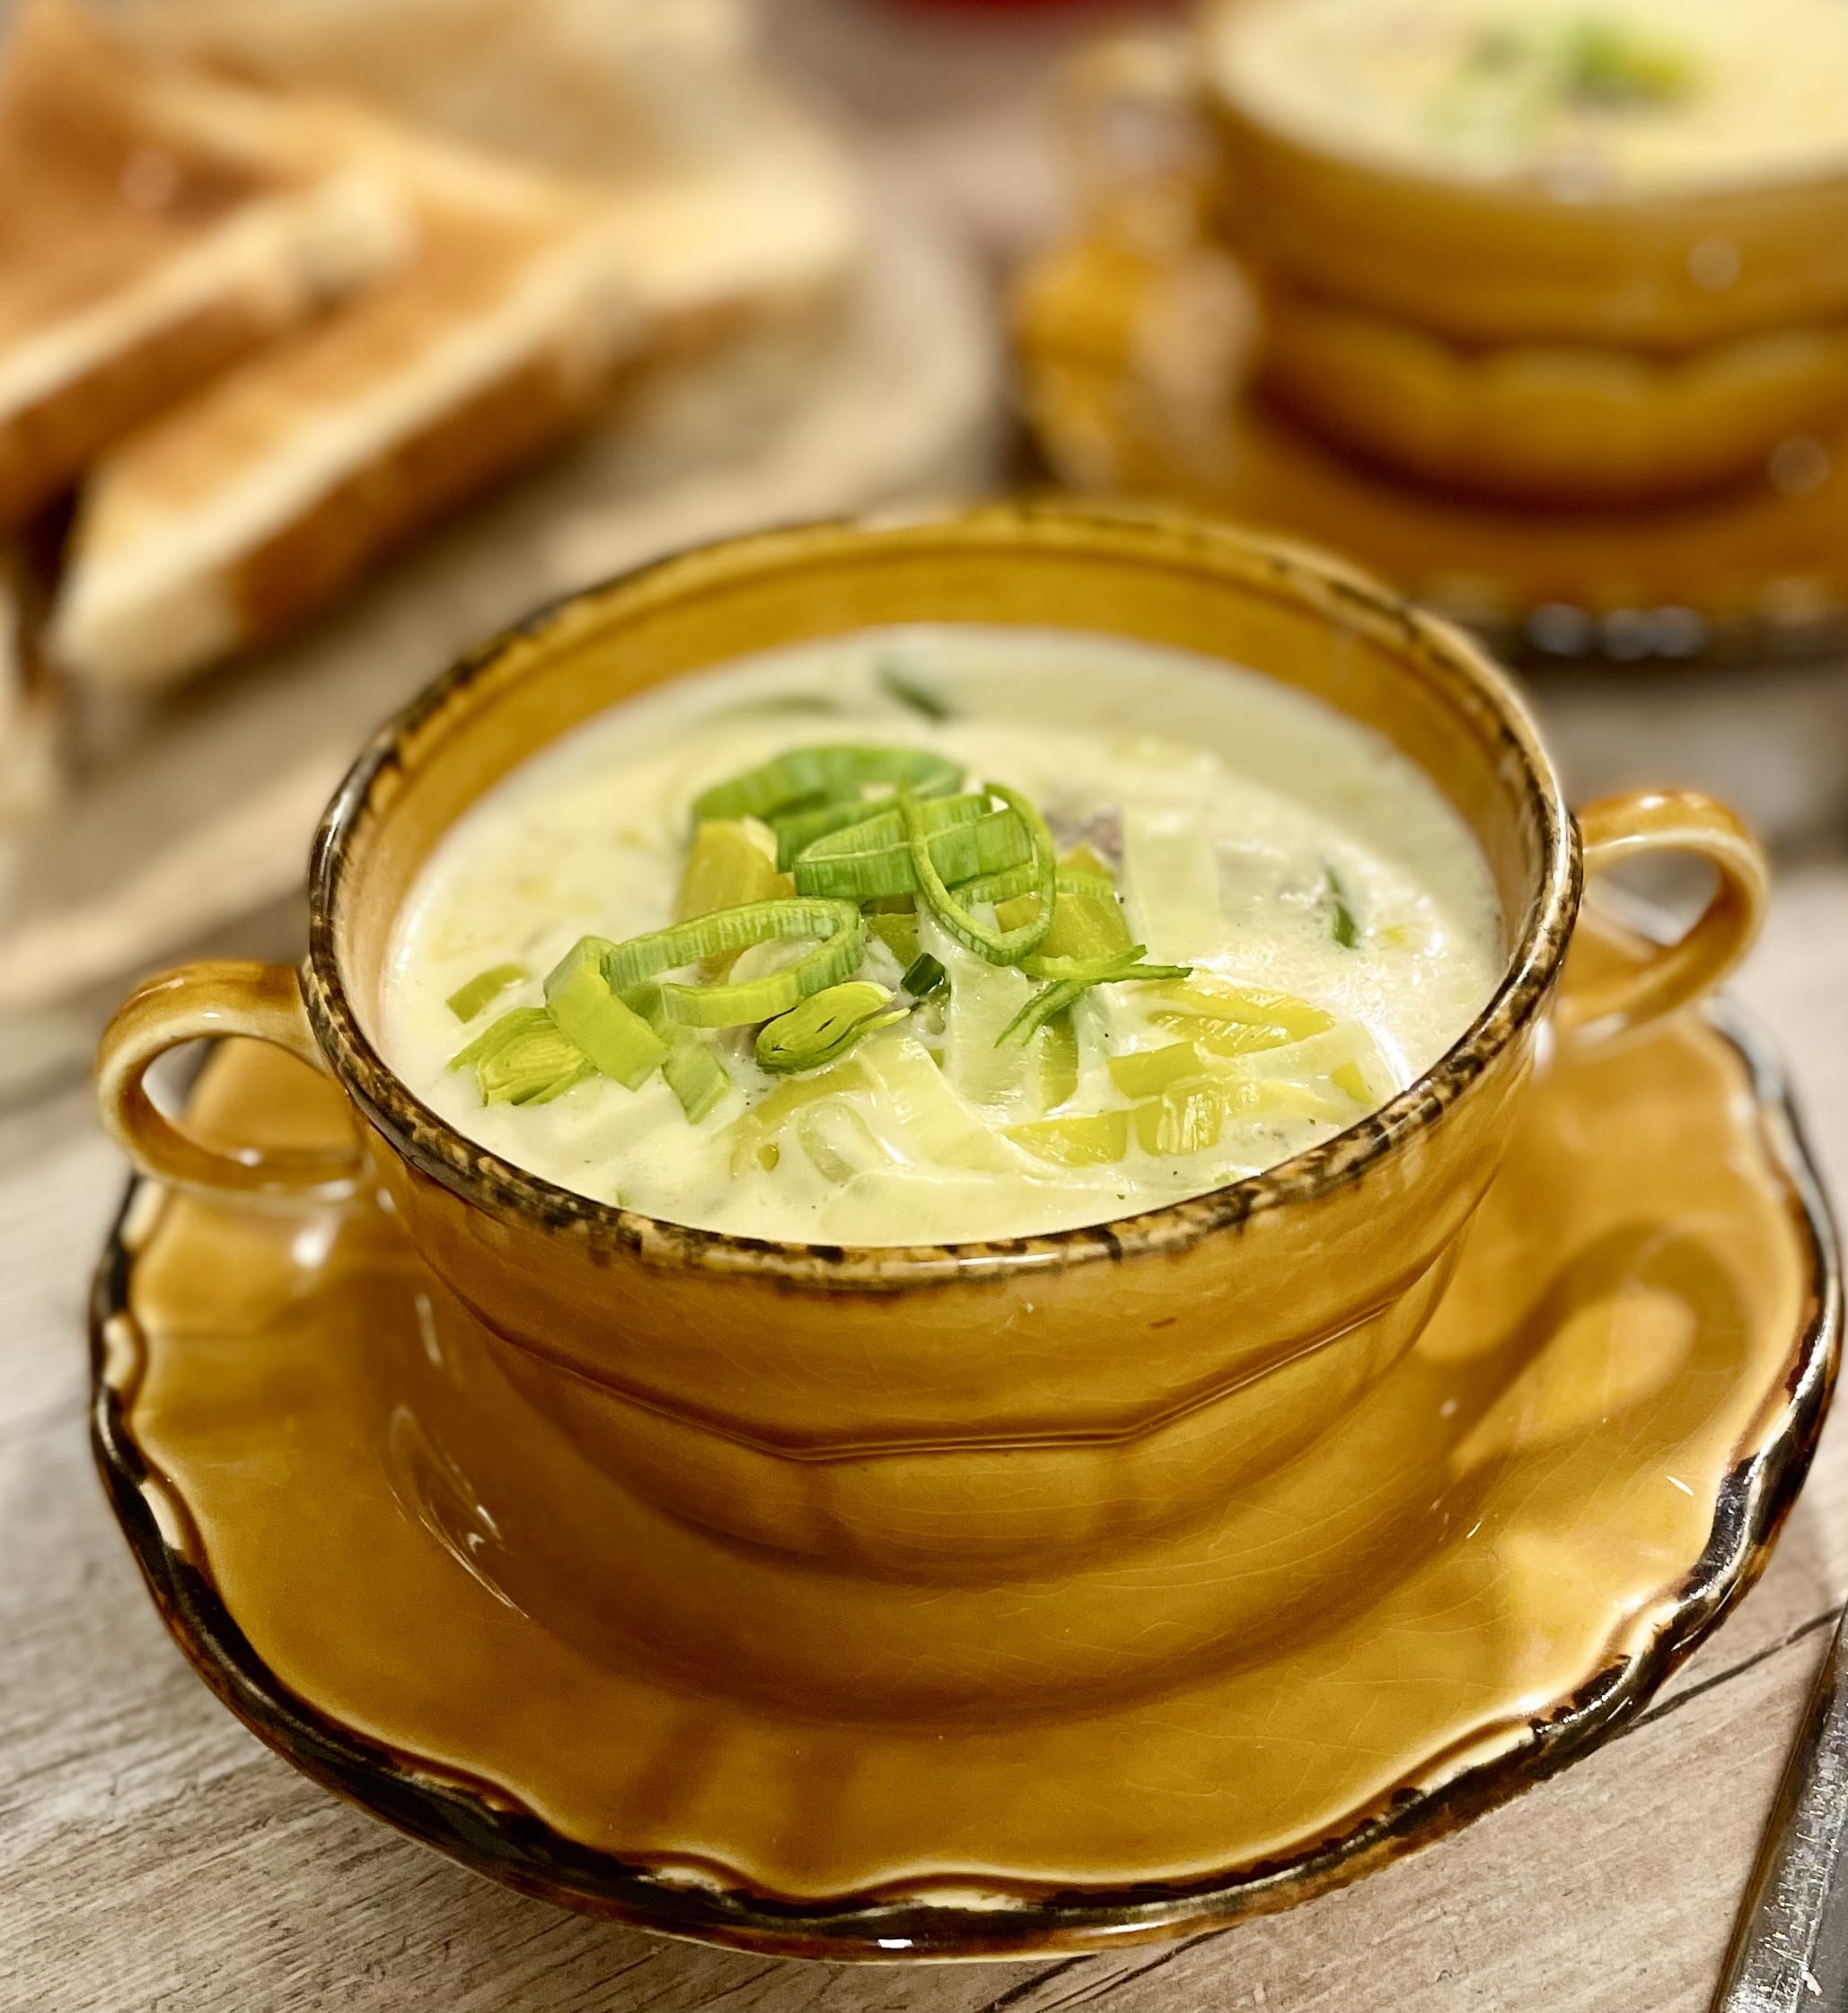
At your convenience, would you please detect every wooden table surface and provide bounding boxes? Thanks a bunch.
[2,853,1844,2013]
[7,7,1848,2009]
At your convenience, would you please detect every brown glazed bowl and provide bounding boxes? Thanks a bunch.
[1198,0,1848,352]
[93,503,1769,1710]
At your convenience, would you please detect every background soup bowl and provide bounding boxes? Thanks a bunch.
[95,505,1766,1705]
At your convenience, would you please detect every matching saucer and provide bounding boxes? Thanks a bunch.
[92,918,1840,1960]
[1016,229,1848,671]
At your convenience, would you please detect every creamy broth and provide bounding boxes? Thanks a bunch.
[1216,0,1848,197]
[383,628,1502,1244]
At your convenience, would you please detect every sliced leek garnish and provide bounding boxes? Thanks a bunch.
[592,899,867,1028]
[904,779,1056,966]
[1036,1012,1081,1109]
[692,744,962,826]
[756,981,908,1074]
[450,1008,594,1106]
[794,795,1029,901]
[1324,864,1361,949]
[1005,1110,1131,1166]
[1106,1041,1203,1100]
[902,953,947,998]
[677,822,792,980]
[445,963,528,1024]
[543,939,670,1089]
[997,947,1192,1048]
[662,1033,730,1121]
[1154,978,1334,1041]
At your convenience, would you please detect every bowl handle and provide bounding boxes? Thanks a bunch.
[1557,791,1769,1048]
[95,960,366,1206]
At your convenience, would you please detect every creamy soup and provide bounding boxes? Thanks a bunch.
[383,628,1502,1244]
[1216,0,1848,197]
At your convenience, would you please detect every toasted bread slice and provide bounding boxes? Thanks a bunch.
[124,0,863,347]
[0,0,411,537]
[49,114,641,689]
[0,551,60,826]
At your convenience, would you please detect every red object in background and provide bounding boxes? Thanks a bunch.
[893,0,1098,11]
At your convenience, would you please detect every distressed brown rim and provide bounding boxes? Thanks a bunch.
[304,500,1579,1286]
[88,993,1841,1958]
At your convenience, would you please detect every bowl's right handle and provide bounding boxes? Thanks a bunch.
[1557,791,1770,1049]
[96,960,366,1206]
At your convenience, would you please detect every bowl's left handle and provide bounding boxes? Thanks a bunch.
[96,960,367,1206]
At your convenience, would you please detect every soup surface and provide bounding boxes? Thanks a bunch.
[1215,0,1848,197]
[383,627,1502,1244]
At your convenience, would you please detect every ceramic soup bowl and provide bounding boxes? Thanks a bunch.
[95,505,1767,1707]
[1068,0,1848,352]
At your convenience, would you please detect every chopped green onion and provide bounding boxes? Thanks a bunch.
[904,779,1056,966]
[756,981,907,1074]
[878,663,955,721]
[445,963,528,1024]
[1107,1042,1204,1100]
[1005,1109,1131,1166]
[594,899,867,1029]
[792,796,1028,901]
[450,1007,594,1106]
[662,1033,730,1121]
[902,953,947,999]
[1324,866,1360,949]
[542,940,670,1089]
[691,745,962,826]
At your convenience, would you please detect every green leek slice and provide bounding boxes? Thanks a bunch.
[1107,1042,1203,1100]
[1036,1012,1081,1109]
[904,780,1056,965]
[756,982,908,1074]
[662,1034,730,1121]
[793,796,1027,901]
[1005,1109,1131,1166]
[692,745,962,826]
[445,963,528,1024]
[1148,1009,1296,1059]
[902,953,947,998]
[878,664,954,721]
[1133,1078,1231,1156]
[450,1007,594,1106]
[542,941,670,1089]
[1154,979,1334,1041]
[867,907,920,968]
[1324,865,1361,949]
[677,818,791,933]
[997,947,1192,1047]
[591,899,866,1029]
[770,769,962,868]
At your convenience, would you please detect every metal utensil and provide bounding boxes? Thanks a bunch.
[1713,1604,1848,2010]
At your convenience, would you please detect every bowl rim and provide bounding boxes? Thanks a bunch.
[303,498,1579,1285]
